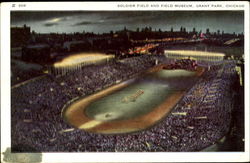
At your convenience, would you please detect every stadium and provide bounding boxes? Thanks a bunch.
[11,50,242,152]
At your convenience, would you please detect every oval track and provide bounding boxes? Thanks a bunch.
[63,67,204,134]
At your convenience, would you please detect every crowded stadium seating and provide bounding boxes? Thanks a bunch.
[11,55,239,152]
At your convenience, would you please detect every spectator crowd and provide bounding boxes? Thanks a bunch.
[11,55,239,152]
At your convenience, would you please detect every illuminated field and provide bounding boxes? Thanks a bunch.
[54,53,114,68]
[64,68,203,134]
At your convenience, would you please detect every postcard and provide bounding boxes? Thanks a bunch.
[1,1,249,162]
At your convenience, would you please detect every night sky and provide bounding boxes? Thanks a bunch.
[11,11,244,34]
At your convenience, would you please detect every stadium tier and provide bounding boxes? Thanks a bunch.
[164,50,225,62]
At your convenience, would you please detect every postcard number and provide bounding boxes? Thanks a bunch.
[18,4,26,8]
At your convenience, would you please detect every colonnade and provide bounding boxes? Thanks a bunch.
[164,50,225,63]
[48,57,114,76]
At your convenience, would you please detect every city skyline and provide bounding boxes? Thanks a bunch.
[11,11,244,34]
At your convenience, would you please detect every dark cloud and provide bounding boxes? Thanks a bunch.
[44,23,58,27]
[73,21,97,26]
[11,11,82,23]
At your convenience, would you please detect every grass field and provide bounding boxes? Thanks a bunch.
[64,69,201,134]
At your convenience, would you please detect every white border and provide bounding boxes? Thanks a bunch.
[1,1,250,162]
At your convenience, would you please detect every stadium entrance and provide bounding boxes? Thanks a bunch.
[63,67,203,134]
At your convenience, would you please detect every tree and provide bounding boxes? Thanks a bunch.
[206,28,210,34]
[180,26,183,32]
[171,27,173,32]
[149,27,152,32]
[124,26,127,31]
[217,30,220,35]
[183,28,186,33]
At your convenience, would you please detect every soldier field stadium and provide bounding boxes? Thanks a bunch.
[11,50,244,152]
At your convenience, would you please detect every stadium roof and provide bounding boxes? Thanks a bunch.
[54,53,114,68]
[164,50,225,57]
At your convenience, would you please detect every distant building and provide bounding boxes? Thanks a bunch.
[63,40,91,52]
[22,44,51,63]
[11,24,31,48]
